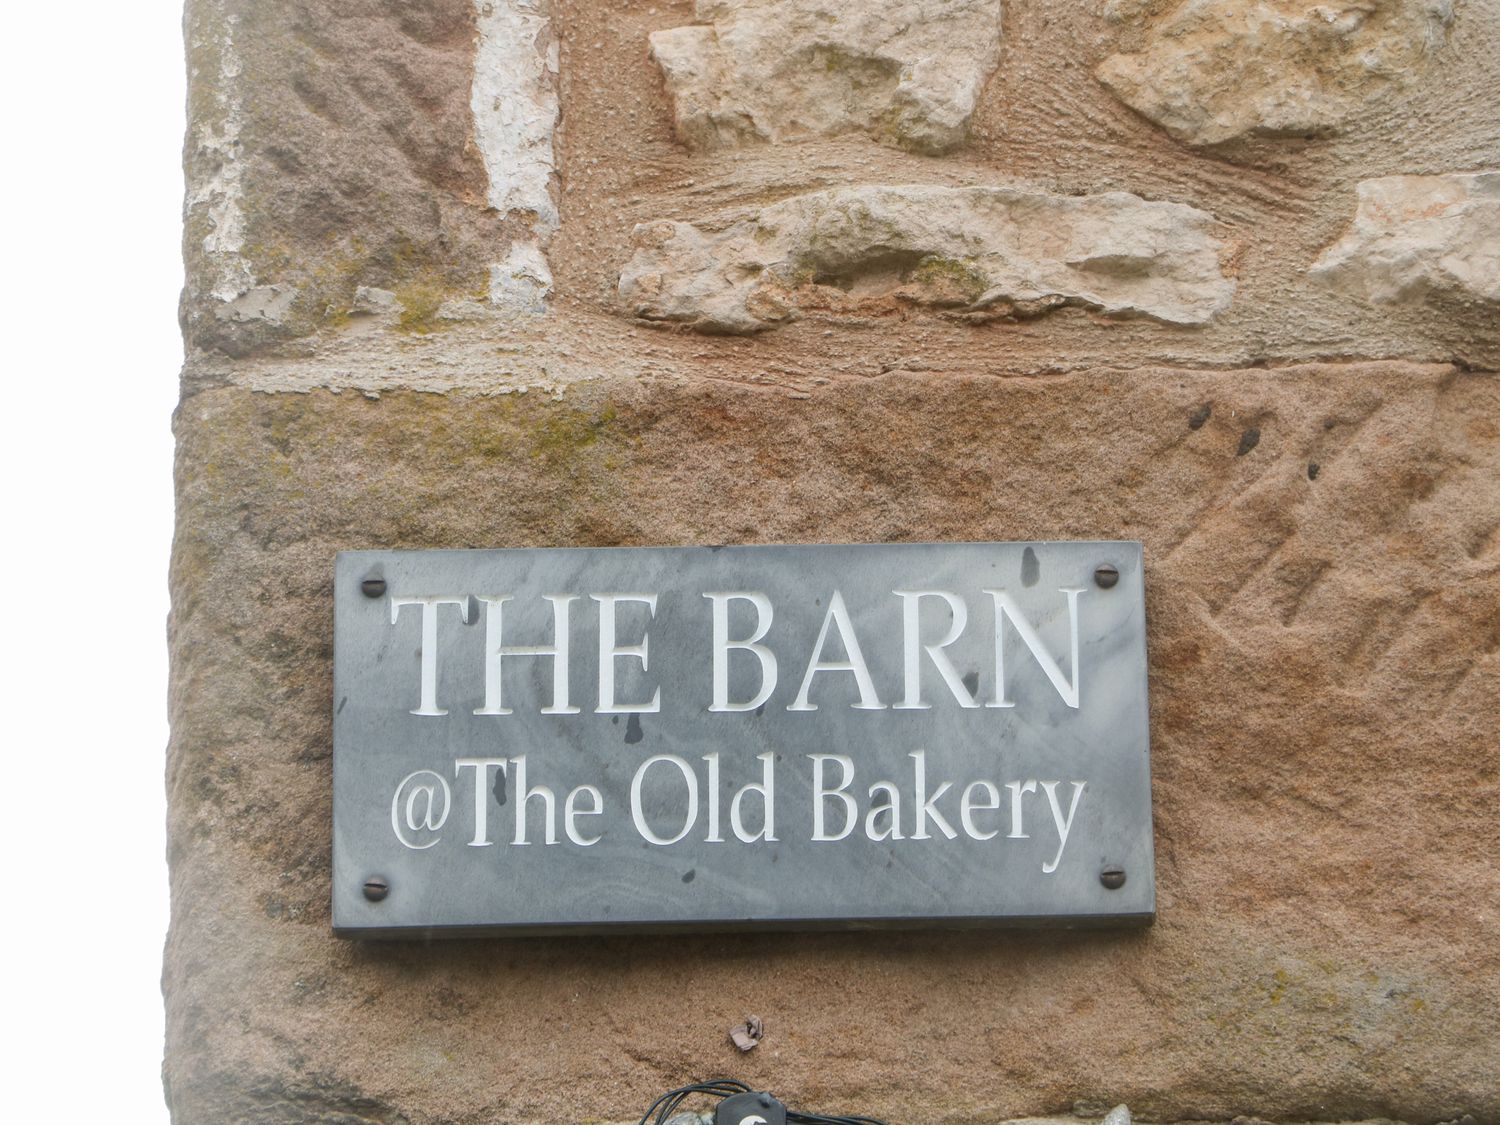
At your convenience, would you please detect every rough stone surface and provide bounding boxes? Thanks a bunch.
[180,0,1500,367]
[471,0,560,317]
[1096,0,1455,146]
[618,185,1237,333]
[471,0,559,228]
[1310,171,1500,306]
[648,0,1003,154]
[171,0,1500,1121]
[168,363,1500,1125]
[181,0,536,355]
[490,239,556,315]
[351,287,400,317]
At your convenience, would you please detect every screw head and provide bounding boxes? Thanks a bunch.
[1093,563,1120,589]
[362,875,390,902]
[360,576,387,599]
[1100,865,1126,890]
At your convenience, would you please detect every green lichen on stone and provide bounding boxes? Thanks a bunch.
[394,282,450,335]
[217,203,490,346]
[529,400,620,466]
[779,257,820,288]
[910,255,989,303]
[178,388,639,562]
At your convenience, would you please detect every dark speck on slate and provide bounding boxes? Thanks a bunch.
[625,714,643,744]
[1021,545,1039,587]
[962,671,980,697]
[682,869,696,883]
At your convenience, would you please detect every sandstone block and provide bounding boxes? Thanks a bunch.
[166,364,1500,1124]
[1096,0,1455,146]
[618,184,1236,332]
[648,0,1003,155]
[182,0,555,356]
[1310,171,1500,306]
[169,0,1500,1119]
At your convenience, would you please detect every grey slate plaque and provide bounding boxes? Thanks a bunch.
[332,542,1154,936]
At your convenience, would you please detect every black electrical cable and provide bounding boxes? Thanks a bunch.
[634,1080,888,1125]
[636,1080,753,1125]
[788,1112,888,1125]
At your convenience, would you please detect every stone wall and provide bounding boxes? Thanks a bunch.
[169,1,1500,1123]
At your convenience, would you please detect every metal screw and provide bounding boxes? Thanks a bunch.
[1100,865,1126,890]
[362,875,390,902]
[360,576,387,599]
[1093,563,1119,589]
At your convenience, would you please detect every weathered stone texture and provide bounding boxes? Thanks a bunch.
[180,0,1500,366]
[618,184,1236,332]
[182,0,522,355]
[171,0,1500,1120]
[1096,0,1455,146]
[168,365,1500,1125]
[471,0,558,227]
[649,0,1003,155]
[1311,171,1500,306]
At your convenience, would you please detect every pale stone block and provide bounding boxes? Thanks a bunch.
[1097,0,1455,146]
[1310,171,1500,306]
[619,184,1236,332]
[649,0,1003,154]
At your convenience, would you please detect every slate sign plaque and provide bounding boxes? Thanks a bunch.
[333,542,1154,936]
